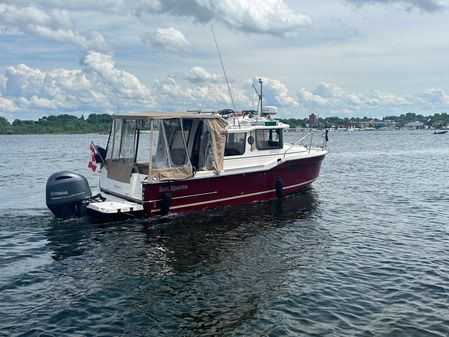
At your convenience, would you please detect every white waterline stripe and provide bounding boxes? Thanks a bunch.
[283,178,316,190]
[147,190,218,203]
[150,178,316,213]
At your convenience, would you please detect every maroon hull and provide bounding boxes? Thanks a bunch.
[142,155,325,216]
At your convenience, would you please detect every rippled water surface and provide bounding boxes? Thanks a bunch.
[1,131,449,336]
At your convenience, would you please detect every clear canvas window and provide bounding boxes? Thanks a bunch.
[224,132,246,156]
[105,118,138,183]
[148,118,193,181]
[106,118,138,163]
[255,129,283,150]
[152,119,190,168]
[104,115,226,182]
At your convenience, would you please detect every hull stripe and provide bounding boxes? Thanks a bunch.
[149,178,316,213]
[147,190,218,203]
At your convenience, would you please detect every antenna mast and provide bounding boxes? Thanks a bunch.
[252,78,263,116]
[211,26,236,110]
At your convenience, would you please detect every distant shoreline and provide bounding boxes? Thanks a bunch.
[0,114,111,135]
[0,132,110,136]
[1,112,448,135]
[0,128,443,137]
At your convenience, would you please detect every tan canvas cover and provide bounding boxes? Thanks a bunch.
[150,164,193,181]
[106,160,134,183]
[108,112,228,182]
[204,118,228,173]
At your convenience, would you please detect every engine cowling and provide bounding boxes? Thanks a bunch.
[46,171,92,218]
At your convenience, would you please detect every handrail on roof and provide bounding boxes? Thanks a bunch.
[112,111,225,120]
[283,130,328,158]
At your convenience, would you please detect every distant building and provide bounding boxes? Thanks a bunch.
[309,113,317,126]
[404,121,424,129]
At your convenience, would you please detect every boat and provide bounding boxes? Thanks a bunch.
[434,130,448,135]
[46,101,328,219]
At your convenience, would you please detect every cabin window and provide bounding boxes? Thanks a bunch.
[224,132,246,156]
[107,118,138,163]
[255,129,283,150]
[104,118,139,183]
[164,119,188,165]
[135,131,150,165]
[150,119,191,168]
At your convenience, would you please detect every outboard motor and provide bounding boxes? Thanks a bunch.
[46,171,92,218]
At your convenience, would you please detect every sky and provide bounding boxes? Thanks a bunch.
[0,0,448,121]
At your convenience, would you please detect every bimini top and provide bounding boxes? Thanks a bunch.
[113,111,226,121]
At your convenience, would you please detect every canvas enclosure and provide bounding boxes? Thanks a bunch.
[105,113,227,183]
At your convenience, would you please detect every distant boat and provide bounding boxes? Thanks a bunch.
[434,130,448,135]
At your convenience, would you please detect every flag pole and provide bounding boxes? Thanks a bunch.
[91,142,107,167]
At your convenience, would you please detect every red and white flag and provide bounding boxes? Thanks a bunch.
[88,143,97,172]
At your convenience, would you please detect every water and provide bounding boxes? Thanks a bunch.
[1,131,448,336]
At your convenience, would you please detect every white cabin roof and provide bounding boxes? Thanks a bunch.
[113,111,225,120]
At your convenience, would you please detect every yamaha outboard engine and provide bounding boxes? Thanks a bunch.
[46,171,92,218]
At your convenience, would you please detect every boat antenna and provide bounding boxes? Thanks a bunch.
[251,84,254,108]
[211,25,235,111]
[252,78,263,115]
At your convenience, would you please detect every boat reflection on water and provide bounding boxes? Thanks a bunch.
[139,188,325,276]
[137,188,329,335]
[45,188,322,264]
[45,219,95,261]
[43,189,330,335]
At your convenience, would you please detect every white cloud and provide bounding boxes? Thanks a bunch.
[0,4,108,51]
[0,70,17,114]
[149,0,312,37]
[252,77,299,108]
[183,66,220,83]
[2,52,448,121]
[369,90,409,106]
[150,71,300,112]
[0,73,5,93]
[418,87,449,106]
[151,73,240,111]
[297,82,408,116]
[1,0,311,37]
[1,57,258,119]
[141,27,191,53]
[0,52,153,119]
[0,0,131,14]
[80,52,150,101]
[344,0,448,12]
[296,82,449,117]
[0,97,18,113]
[0,56,243,118]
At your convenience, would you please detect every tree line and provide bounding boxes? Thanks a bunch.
[0,114,112,134]
[278,112,449,129]
[0,112,448,135]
